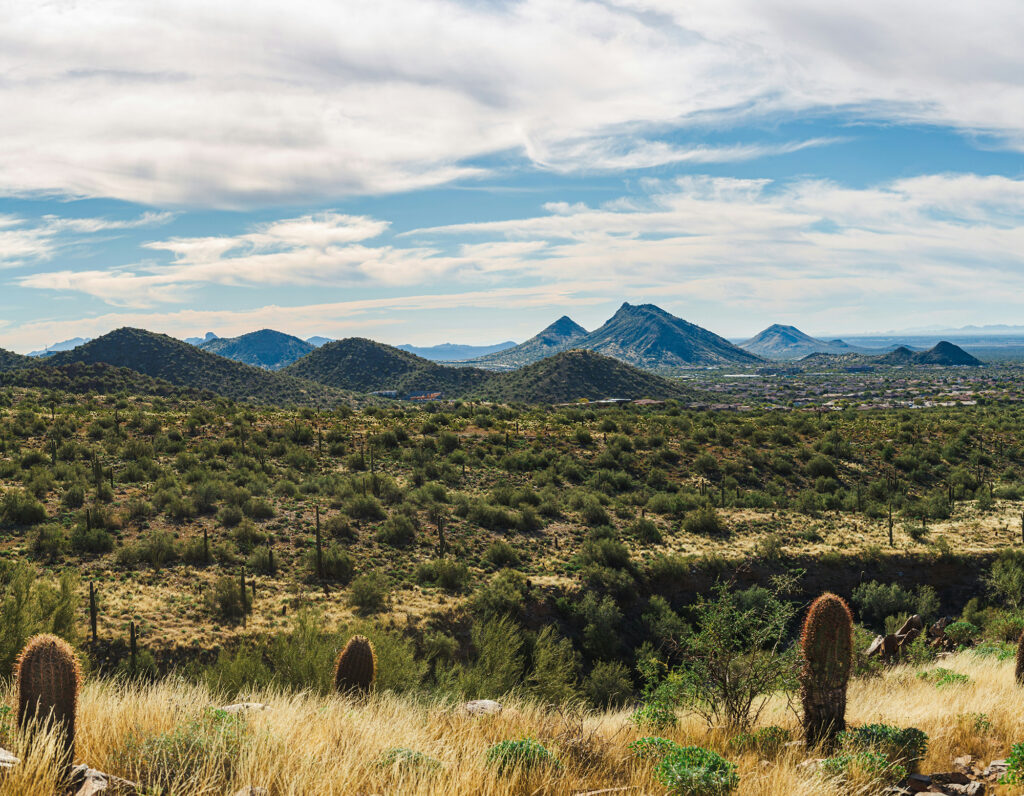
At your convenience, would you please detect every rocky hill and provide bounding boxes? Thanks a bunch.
[200,329,314,370]
[284,337,493,395]
[478,349,697,404]
[460,316,587,369]
[577,303,761,368]
[741,324,863,359]
[46,328,354,407]
[0,361,215,399]
[879,341,982,366]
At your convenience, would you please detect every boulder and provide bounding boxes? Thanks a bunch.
[865,635,886,657]
[68,764,141,795]
[0,747,17,770]
[897,614,925,637]
[220,703,269,714]
[462,699,503,716]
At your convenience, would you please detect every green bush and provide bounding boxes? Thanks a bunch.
[1000,742,1024,785]
[31,524,68,562]
[1,490,47,525]
[916,667,970,688]
[683,507,725,536]
[943,621,979,646]
[207,575,249,621]
[583,660,633,708]
[628,736,680,761]
[485,739,559,774]
[375,514,416,547]
[655,746,738,796]
[348,573,390,612]
[482,540,521,569]
[820,750,906,784]
[416,559,470,593]
[838,724,928,768]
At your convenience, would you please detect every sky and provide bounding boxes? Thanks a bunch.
[2,0,1024,353]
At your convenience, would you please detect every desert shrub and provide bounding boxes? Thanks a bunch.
[31,523,68,562]
[1,489,46,524]
[472,570,529,620]
[805,455,837,479]
[820,751,906,785]
[0,564,79,674]
[629,736,680,761]
[674,576,798,729]
[207,575,249,620]
[987,552,1024,608]
[345,494,386,523]
[632,517,663,544]
[683,507,725,536]
[348,573,390,612]
[325,514,355,540]
[243,498,274,519]
[376,514,416,547]
[944,621,980,646]
[655,746,738,796]
[1000,742,1024,785]
[62,484,86,509]
[416,559,470,593]
[306,544,354,583]
[231,520,266,552]
[583,660,633,708]
[218,504,243,528]
[485,739,559,773]
[852,581,918,628]
[578,592,622,659]
[483,540,521,569]
[838,724,928,769]
[247,546,276,575]
[71,524,115,555]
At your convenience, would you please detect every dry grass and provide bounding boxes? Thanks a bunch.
[4,652,1024,795]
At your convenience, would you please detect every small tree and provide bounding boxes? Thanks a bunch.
[675,575,799,730]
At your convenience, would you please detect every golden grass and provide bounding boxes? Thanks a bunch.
[4,652,1024,795]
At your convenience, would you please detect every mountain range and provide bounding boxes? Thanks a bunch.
[462,316,588,369]
[800,341,982,368]
[397,340,517,361]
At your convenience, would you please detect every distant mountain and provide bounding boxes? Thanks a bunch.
[200,329,314,370]
[741,324,863,359]
[879,341,982,367]
[461,316,588,369]
[285,337,492,394]
[306,336,333,348]
[397,340,517,361]
[577,303,761,368]
[28,337,91,357]
[46,328,354,407]
[0,347,34,373]
[478,349,697,404]
[184,332,218,346]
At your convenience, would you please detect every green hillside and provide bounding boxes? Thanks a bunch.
[46,328,355,407]
[0,346,33,373]
[0,361,214,399]
[200,328,314,370]
[285,337,493,395]
[477,348,697,403]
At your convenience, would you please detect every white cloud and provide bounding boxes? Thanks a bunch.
[0,210,174,268]
[3,1,1024,206]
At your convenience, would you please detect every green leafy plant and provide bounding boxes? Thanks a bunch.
[628,736,681,761]
[654,746,739,796]
[727,726,792,757]
[837,724,928,770]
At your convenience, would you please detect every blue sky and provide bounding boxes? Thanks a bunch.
[2,0,1024,353]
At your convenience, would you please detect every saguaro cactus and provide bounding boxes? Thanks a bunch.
[333,635,377,693]
[800,593,854,749]
[15,634,81,771]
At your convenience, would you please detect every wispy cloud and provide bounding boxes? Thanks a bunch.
[2,2,1024,206]
[0,211,175,268]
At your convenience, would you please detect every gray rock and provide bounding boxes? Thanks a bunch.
[220,702,269,714]
[0,746,17,769]
[462,699,503,715]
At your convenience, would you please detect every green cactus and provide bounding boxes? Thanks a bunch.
[333,634,376,693]
[800,593,854,749]
[15,634,81,772]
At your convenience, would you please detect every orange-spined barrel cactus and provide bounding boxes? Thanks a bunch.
[333,634,376,693]
[15,634,81,770]
[1016,630,1024,685]
[799,593,853,749]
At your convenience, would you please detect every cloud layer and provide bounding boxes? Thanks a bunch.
[3,1,1024,206]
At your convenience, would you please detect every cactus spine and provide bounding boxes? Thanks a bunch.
[799,593,853,749]
[1015,630,1024,685]
[15,634,81,771]
[333,635,377,693]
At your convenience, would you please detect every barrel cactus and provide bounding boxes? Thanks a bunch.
[800,593,853,749]
[1015,629,1024,685]
[333,634,376,693]
[15,634,81,770]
